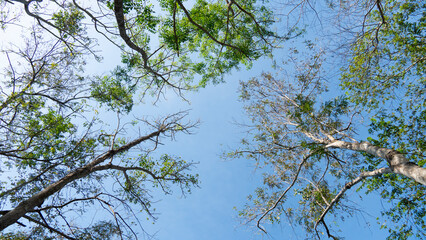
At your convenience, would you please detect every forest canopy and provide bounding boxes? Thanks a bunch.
[0,0,425,239]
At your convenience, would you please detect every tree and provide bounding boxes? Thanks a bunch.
[229,0,426,239]
[0,27,199,238]
[0,0,282,238]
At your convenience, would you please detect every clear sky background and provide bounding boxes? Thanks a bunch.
[0,1,397,239]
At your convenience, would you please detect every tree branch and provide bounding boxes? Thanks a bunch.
[91,163,192,182]
[23,214,77,240]
[175,0,250,58]
[113,0,185,91]
[314,167,391,237]
[7,0,95,55]
[326,140,426,185]
[257,152,313,233]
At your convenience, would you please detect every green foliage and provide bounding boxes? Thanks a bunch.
[107,0,160,32]
[73,221,121,240]
[52,4,85,38]
[341,0,426,109]
[0,221,120,240]
[0,231,29,240]
[91,66,136,113]
[120,154,198,205]
[116,0,283,92]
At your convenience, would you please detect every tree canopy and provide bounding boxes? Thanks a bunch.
[0,0,425,239]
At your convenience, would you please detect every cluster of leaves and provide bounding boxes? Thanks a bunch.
[119,154,199,208]
[159,0,276,85]
[113,0,283,94]
[0,221,121,240]
[341,0,425,109]
[91,66,136,113]
[52,4,85,38]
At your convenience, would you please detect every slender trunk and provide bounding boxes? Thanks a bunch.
[326,140,426,186]
[0,130,163,230]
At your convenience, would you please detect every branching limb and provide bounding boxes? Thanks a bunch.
[23,214,77,240]
[0,163,60,198]
[72,0,123,51]
[326,140,426,185]
[230,0,274,46]
[91,164,193,182]
[314,167,391,237]
[35,194,101,212]
[7,0,95,55]
[94,195,139,239]
[257,152,313,233]
[376,0,386,24]
[113,0,187,92]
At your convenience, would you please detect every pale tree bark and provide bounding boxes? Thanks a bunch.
[326,140,426,186]
[0,129,164,231]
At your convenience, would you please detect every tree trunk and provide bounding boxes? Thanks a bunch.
[326,140,426,186]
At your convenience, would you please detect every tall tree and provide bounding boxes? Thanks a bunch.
[230,0,426,239]
[0,0,281,238]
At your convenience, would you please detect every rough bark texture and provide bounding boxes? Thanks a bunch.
[0,129,163,230]
[326,140,426,186]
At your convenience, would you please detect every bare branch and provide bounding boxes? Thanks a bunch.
[257,152,313,233]
[314,167,391,237]
[23,214,77,240]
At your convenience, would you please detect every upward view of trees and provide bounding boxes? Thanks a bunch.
[0,0,424,239]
